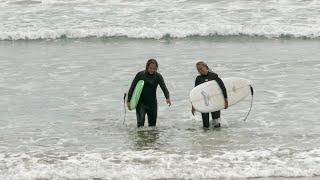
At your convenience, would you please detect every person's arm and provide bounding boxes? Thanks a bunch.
[216,77,227,99]
[127,72,141,104]
[215,75,228,109]
[158,73,171,106]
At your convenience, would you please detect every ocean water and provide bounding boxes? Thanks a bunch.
[0,0,320,40]
[1,0,320,179]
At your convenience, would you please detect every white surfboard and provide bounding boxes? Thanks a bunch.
[190,77,251,113]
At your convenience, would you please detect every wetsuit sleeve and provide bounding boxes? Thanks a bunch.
[216,76,228,99]
[127,72,141,102]
[195,76,200,87]
[158,73,170,99]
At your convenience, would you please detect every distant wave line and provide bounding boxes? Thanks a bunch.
[1,33,320,41]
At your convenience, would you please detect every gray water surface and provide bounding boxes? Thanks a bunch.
[0,38,320,179]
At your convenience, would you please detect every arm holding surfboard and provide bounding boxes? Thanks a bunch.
[215,76,229,109]
[127,72,141,110]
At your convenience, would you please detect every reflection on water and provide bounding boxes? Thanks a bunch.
[131,128,160,150]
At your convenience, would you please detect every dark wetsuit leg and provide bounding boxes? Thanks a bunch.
[211,111,220,120]
[136,103,146,127]
[146,103,157,127]
[211,111,221,128]
[201,113,210,128]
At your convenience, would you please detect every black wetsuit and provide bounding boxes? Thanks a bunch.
[128,71,170,127]
[195,71,227,128]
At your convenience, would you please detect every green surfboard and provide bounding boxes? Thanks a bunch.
[129,80,144,110]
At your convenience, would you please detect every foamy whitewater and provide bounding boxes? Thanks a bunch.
[0,0,320,40]
[1,0,320,179]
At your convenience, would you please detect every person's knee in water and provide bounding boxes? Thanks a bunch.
[211,111,221,128]
[127,59,171,127]
[136,103,146,127]
[201,113,210,128]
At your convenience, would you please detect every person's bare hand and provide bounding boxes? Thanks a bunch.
[191,106,196,116]
[166,99,171,106]
[224,98,229,109]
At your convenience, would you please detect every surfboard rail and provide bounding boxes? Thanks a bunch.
[129,80,144,110]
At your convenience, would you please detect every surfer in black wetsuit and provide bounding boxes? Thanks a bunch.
[192,61,228,128]
[127,59,171,127]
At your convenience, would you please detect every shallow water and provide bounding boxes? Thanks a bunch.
[0,37,320,179]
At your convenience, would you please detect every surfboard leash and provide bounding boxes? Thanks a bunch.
[243,85,254,121]
[123,93,127,125]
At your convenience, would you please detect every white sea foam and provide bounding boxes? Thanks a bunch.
[0,26,319,40]
[0,0,320,40]
[1,148,319,179]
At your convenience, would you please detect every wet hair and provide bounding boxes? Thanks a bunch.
[145,59,158,73]
[196,61,213,72]
[196,61,209,69]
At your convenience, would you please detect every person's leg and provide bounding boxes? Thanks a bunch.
[146,103,157,127]
[211,111,221,128]
[136,103,146,127]
[201,113,210,128]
